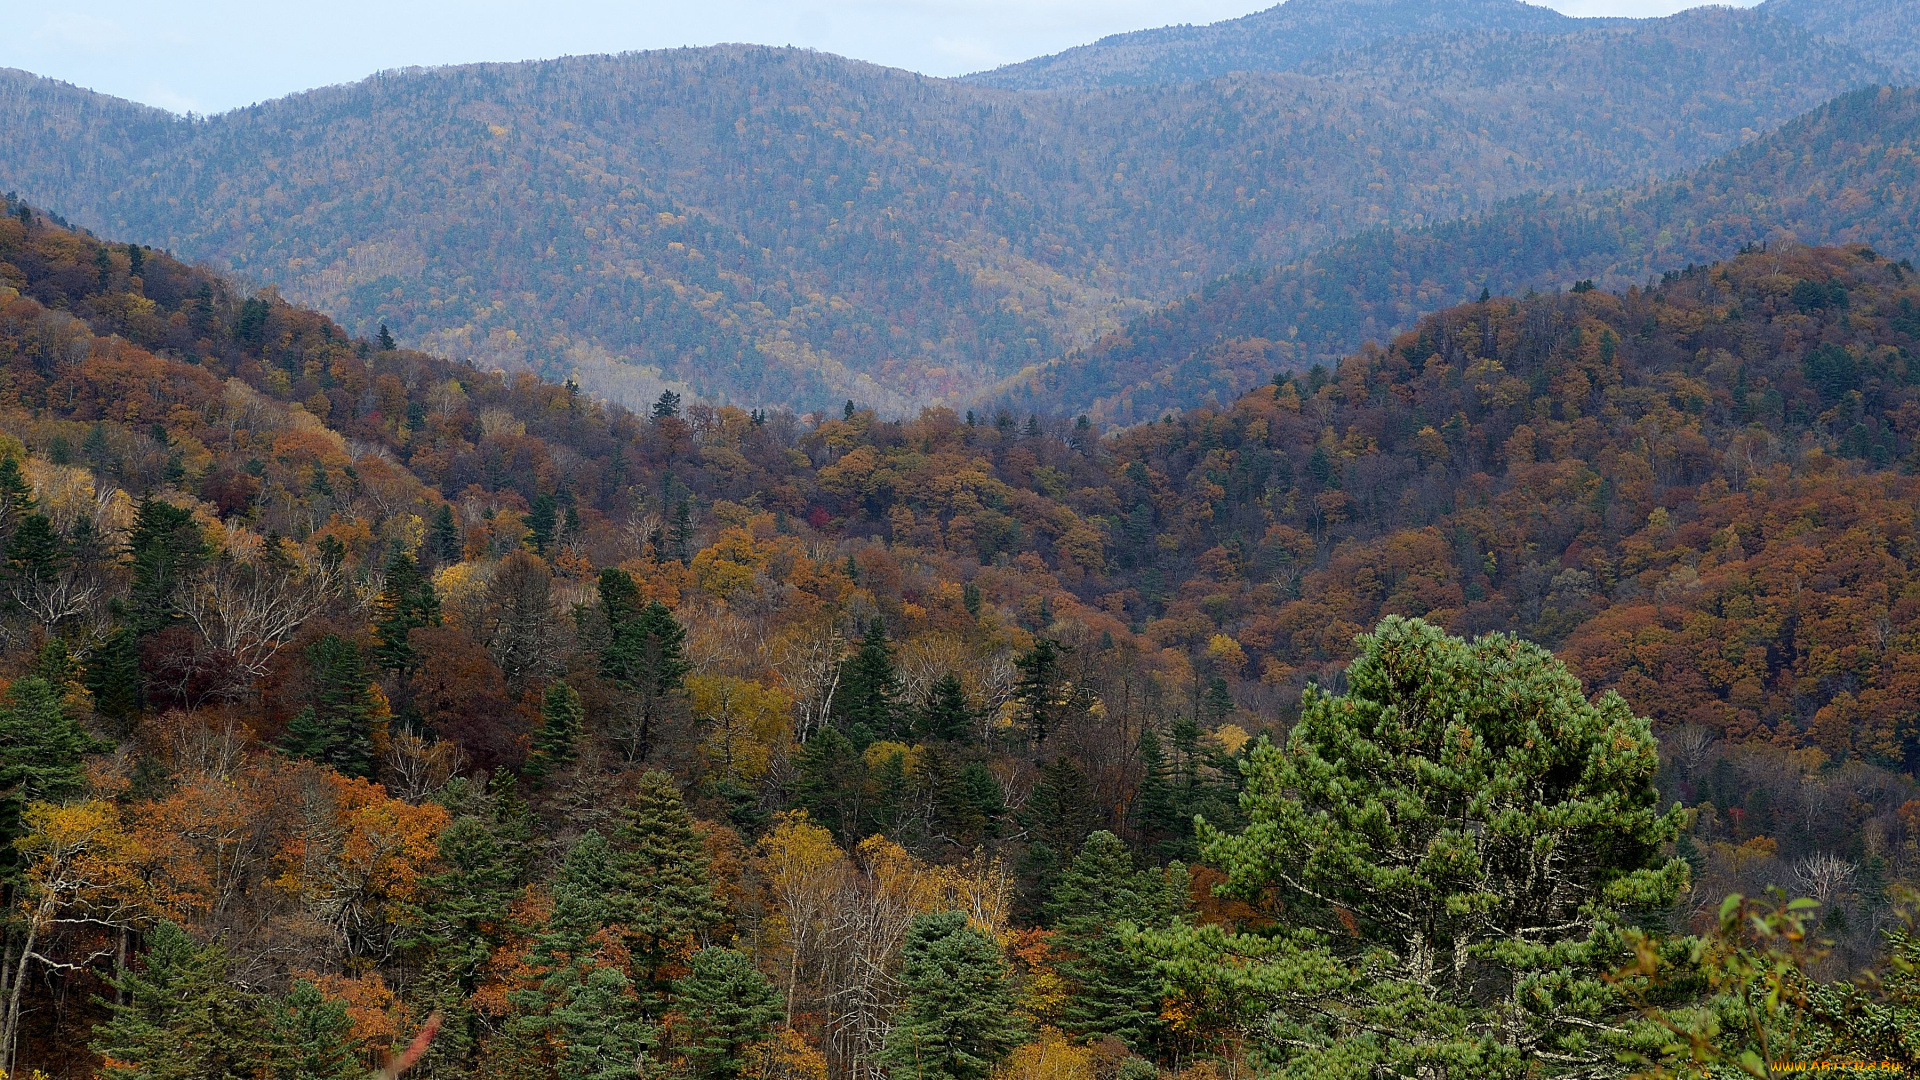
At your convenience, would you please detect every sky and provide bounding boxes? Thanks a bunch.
[5,0,1765,116]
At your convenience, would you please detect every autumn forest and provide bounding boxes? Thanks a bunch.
[4,0,1920,1077]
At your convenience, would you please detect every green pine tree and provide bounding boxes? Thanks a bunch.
[835,618,901,738]
[2,513,66,616]
[87,626,143,731]
[551,966,652,1080]
[94,922,262,1080]
[281,635,383,778]
[427,504,461,564]
[608,771,726,990]
[0,455,33,530]
[542,830,626,957]
[917,672,974,742]
[600,583,689,761]
[675,947,783,1080]
[1148,617,1690,1078]
[1012,639,1067,744]
[526,494,559,553]
[1024,756,1100,856]
[1046,832,1185,1049]
[877,911,1027,1080]
[1129,727,1180,859]
[265,979,361,1080]
[402,809,523,1078]
[0,675,101,881]
[376,324,396,351]
[371,549,439,680]
[523,681,583,787]
[790,727,869,845]
[125,497,208,639]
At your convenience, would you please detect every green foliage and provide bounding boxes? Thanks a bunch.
[95,922,262,1080]
[916,672,975,742]
[675,947,784,1080]
[265,979,361,1080]
[607,770,726,988]
[371,549,439,679]
[600,577,689,761]
[1024,756,1100,856]
[125,497,207,639]
[1011,639,1066,744]
[281,634,383,778]
[878,911,1028,1080]
[0,674,100,880]
[836,619,902,739]
[1144,617,1688,1078]
[1046,832,1187,1050]
[523,681,583,786]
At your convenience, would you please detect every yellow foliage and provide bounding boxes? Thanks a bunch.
[997,1029,1096,1080]
[861,740,921,774]
[693,526,769,598]
[691,673,793,780]
[1203,634,1247,674]
[744,1029,828,1080]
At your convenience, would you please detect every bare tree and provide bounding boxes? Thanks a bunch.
[178,538,343,703]
[1793,853,1856,906]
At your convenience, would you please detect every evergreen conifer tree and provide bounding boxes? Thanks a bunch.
[1129,728,1180,858]
[1046,832,1185,1049]
[94,922,262,1080]
[2,513,65,615]
[526,494,559,553]
[835,618,901,738]
[266,979,361,1080]
[608,771,726,990]
[600,583,689,761]
[790,727,868,844]
[542,830,625,956]
[427,504,461,564]
[1024,756,1100,855]
[877,911,1026,1080]
[523,681,583,787]
[376,324,396,351]
[675,947,783,1080]
[1012,639,1067,744]
[917,672,974,742]
[125,498,208,639]
[550,966,652,1080]
[371,549,439,679]
[670,500,696,565]
[0,675,100,881]
[282,635,383,778]
[0,456,33,533]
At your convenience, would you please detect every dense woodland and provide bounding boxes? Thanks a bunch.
[1012,85,1920,425]
[4,193,1920,1077]
[0,5,1896,414]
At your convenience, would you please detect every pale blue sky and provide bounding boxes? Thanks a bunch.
[6,0,1763,115]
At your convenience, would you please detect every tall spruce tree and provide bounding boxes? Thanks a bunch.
[125,498,208,639]
[282,635,383,778]
[2,513,67,620]
[550,966,651,1080]
[1129,727,1180,859]
[523,681,583,787]
[917,672,974,743]
[790,727,869,844]
[1025,756,1100,855]
[608,771,726,991]
[427,504,461,564]
[1046,832,1185,1049]
[835,618,901,738]
[1011,639,1067,744]
[0,675,100,882]
[877,911,1027,1080]
[600,576,689,761]
[371,549,439,680]
[675,947,783,1080]
[0,456,32,536]
[265,979,361,1080]
[94,922,262,1080]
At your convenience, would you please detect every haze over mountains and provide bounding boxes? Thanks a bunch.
[1012,85,1920,423]
[0,0,1914,416]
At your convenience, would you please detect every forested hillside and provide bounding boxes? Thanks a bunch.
[963,0,1583,91]
[1762,0,1920,77]
[6,200,1920,1076]
[0,6,1895,412]
[1012,85,1920,424]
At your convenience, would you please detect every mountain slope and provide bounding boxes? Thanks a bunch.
[1009,85,1920,425]
[963,0,1584,91]
[1761,0,1920,77]
[0,12,1893,413]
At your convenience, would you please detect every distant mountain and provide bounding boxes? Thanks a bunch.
[1005,85,1920,425]
[0,8,1894,413]
[1761,0,1920,78]
[964,0,1586,91]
